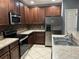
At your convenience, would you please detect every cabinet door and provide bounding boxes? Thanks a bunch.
[0,52,10,59]
[25,7,45,24]
[29,7,45,24]
[38,8,45,24]
[46,6,61,16]
[29,8,34,24]
[8,0,15,11]
[8,0,20,12]
[28,33,34,45]
[14,0,20,13]
[25,8,34,24]
[20,3,25,24]
[35,32,45,44]
[33,7,38,24]
[25,6,30,24]
[10,46,20,59]
[0,0,9,25]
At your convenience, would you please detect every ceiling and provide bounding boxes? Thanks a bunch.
[21,0,62,6]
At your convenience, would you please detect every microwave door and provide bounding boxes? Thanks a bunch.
[9,12,21,25]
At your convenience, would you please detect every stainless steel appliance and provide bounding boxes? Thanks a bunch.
[8,11,21,25]
[45,16,52,46]
[3,28,29,56]
[45,16,62,46]
[19,35,29,56]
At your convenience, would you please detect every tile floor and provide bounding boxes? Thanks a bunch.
[22,45,51,59]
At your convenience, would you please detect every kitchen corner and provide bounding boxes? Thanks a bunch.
[17,30,45,35]
[1,0,79,59]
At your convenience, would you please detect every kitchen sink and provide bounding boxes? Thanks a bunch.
[53,37,78,46]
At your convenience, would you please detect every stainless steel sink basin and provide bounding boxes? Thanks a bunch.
[53,37,77,46]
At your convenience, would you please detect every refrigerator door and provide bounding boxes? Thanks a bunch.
[45,24,51,31]
[45,17,52,46]
[45,17,52,32]
[45,32,52,46]
[45,17,52,24]
[51,17,62,31]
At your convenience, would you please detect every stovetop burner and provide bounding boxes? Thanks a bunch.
[3,29,27,40]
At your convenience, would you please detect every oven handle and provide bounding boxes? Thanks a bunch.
[20,36,28,42]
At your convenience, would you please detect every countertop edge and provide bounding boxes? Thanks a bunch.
[0,38,19,50]
[18,30,45,35]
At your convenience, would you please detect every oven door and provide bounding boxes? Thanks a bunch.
[19,36,29,56]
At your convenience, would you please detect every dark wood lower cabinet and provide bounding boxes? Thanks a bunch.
[10,46,20,59]
[28,33,34,47]
[0,52,10,59]
[28,32,45,45]
[0,32,45,59]
[0,41,20,59]
[34,32,45,45]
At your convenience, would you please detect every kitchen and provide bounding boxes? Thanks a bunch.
[0,0,79,59]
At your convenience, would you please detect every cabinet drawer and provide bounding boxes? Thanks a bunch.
[0,46,9,56]
[0,52,10,59]
[10,41,19,50]
[10,46,20,59]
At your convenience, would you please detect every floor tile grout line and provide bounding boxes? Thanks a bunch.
[23,45,51,59]
[31,46,51,59]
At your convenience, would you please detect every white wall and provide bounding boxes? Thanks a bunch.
[65,9,78,34]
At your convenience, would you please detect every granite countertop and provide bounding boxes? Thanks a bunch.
[52,35,79,59]
[72,32,79,45]
[53,46,79,59]
[0,38,19,50]
[18,30,45,35]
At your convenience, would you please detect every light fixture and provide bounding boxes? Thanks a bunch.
[20,2,23,6]
[52,0,55,1]
[16,2,20,6]
[30,1,35,4]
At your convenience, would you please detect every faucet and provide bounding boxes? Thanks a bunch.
[65,33,73,42]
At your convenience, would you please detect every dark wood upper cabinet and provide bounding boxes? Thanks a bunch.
[8,0,15,11]
[30,7,45,24]
[8,0,20,12]
[0,0,61,25]
[14,0,20,13]
[19,3,25,24]
[46,6,61,16]
[24,6,61,24]
[25,7,45,24]
[32,7,38,24]
[29,8,34,24]
[24,6,30,24]
[32,7,45,24]
[0,0,9,25]
[38,8,45,24]
[0,0,20,25]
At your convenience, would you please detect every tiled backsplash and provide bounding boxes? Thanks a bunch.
[27,24,45,30]
[17,24,45,33]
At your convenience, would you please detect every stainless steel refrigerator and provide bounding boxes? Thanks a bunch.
[45,16,62,46]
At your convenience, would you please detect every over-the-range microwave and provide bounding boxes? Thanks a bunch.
[8,11,21,25]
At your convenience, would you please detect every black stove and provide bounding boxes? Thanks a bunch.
[3,29,27,39]
[3,29,29,56]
